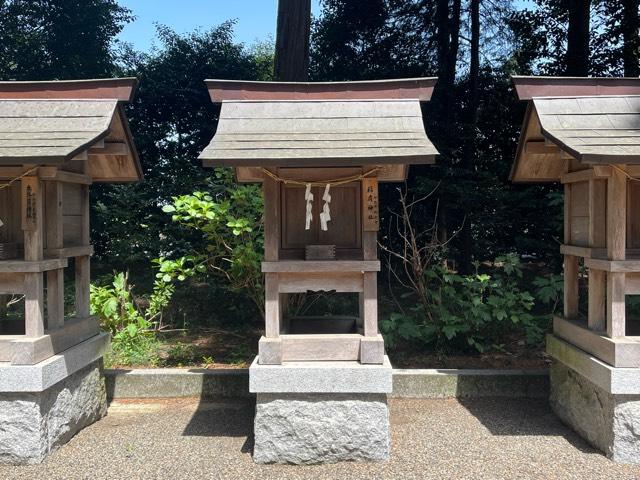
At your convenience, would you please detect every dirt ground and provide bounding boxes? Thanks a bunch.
[1,397,638,480]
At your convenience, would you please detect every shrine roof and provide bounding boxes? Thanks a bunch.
[511,76,640,182]
[199,78,439,168]
[0,78,142,182]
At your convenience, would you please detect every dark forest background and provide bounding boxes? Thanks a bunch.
[1,0,638,365]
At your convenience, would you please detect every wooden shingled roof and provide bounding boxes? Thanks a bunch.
[199,78,439,168]
[511,76,640,182]
[0,78,142,182]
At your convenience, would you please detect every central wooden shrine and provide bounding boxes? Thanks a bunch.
[200,78,439,365]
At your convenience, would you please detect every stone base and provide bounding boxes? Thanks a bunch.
[249,355,393,464]
[547,335,640,464]
[254,392,390,464]
[0,334,109,465]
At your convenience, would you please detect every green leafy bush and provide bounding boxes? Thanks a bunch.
[91,272,174,366]
[159,168,265,316]
[381,254,562,353]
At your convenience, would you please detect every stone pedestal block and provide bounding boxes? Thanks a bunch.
[547,334,640,463]
[0,334,109,465]
[249,355,393,464]
[254,392,390,464]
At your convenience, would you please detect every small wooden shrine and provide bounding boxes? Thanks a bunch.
[200,78,438,365]
[0,78,142,366]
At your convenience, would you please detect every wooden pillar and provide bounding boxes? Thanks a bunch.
[263,175,280,262]
[363,271,378,336]
[563,255,579,319]
[588,269,606,331]
[75,184,90,318]
[45,180,64,329]
[606,167,627,337]
[264,273,281,338]
[22,174,44,337]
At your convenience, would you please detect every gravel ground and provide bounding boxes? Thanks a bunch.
[2,397,640,480]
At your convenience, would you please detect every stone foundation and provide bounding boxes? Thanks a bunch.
[0,334,109,465]
[254,392,390,464]
[0,359,107,465]
[547,334,640,464]
[249,355,393,464]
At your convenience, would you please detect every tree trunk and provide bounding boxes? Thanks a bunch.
[274,0,312,81]
[623,0,640,77]
[566,0,591,76]
[433,0,462,247]
[459,0,481,274]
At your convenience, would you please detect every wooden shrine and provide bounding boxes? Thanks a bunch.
[512,76,640,368]
[200,78,439,365]
[0,78,142,366]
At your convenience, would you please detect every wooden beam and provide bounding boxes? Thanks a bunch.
[607,271,626,338]
[24,272,44,337]
[264,273,280,338]
[0,258,67,273]
[588,269,606,331]
[39,167,92,185]
[561,167,612,185]
[262,260,380,273]
[363,271,378,336]
[75,256,90,318]
[525,140,560,155]
[564,184,571,244]
[553,316,640,367]
[10,315,100,365]
[280,334,362,362]
[278,272,363,293]
[607,167,627,260]
[88,141,128,156]
[262,175,280,262]
[564,255,579,319]
[589,178,606,248]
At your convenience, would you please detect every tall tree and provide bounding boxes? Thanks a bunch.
[275,0,312,80]
[566,0,591,75]
[459,0,481,273]
[622,0,640,76]
[0,0,132,80]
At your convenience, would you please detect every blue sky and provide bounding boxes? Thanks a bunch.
[117,0,323,51]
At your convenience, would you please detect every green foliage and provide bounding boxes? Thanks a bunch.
[92,23,273,271]
[91,272,174,366]
[381,255,562,354]
[0,0,132,80]
[158,168,265,315]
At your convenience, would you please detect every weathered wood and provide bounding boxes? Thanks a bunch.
[262,260,380,273]
[561,167,613,184]
[75,255,90,318]
[46,268,65,330]
[304,244,335,260]
[363,271,378,336]
[0,258,66,273]
[607,271,626,338]
[278,272,363,293]
[21,176,43,260]
[10,315,100,365]
[23,272,44,337]
[564,183,571,244]
[564,255,580,319]
[607,166,627,260]
[44,245,94,259]
[280,334,362,362]
[0,272,24,294]
[525,140,560,155]
[363,231,378,261]
[264,273,280,338]
[589,178,607,248]
[625,272,640,294]
[39,167,92,185]
[588,268,606,331]
[585,258,640,272]
[362,177,380,231]
[88,141,128,156]
[554,315,640,367]
[263,175,280,262]
[274,0,311,82]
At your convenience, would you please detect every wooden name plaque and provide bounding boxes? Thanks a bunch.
[362,177,379,231]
